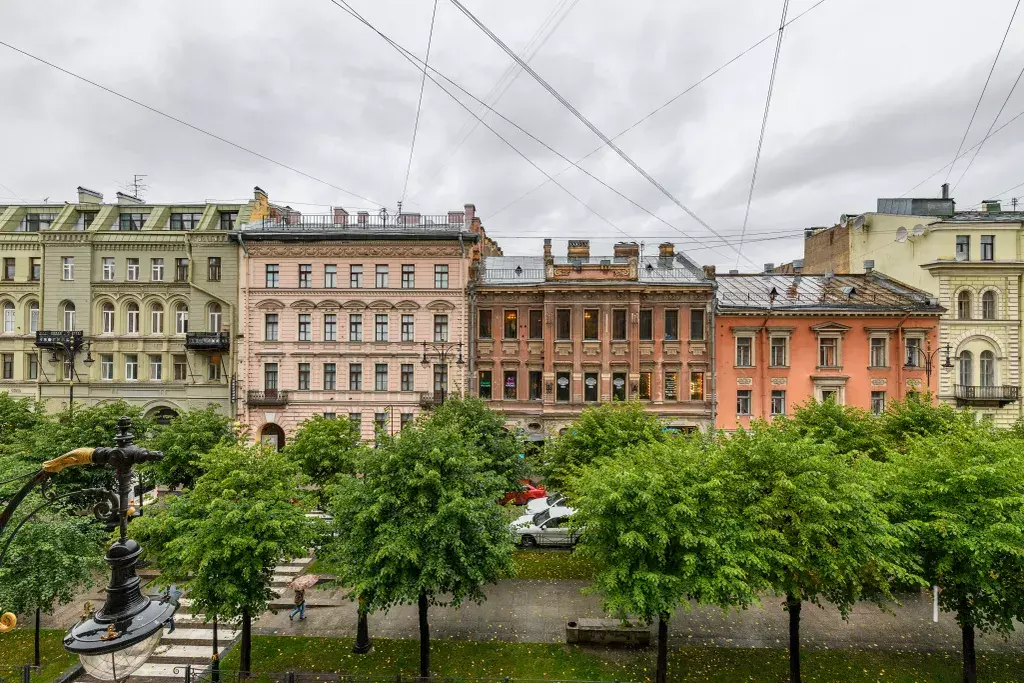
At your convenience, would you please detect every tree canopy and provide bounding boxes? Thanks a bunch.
[781,398,883,459]
[144,406,238,490]
[285,414,366,488]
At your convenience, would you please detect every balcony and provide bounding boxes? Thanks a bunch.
[247,389,289,406]
[419,390,445,407]
[954,384,1019,406]
[185,331,230,351]
[35,330,84,350]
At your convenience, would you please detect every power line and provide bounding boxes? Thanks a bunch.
[0,181,22,201]
[943,0,1021,184]
[952,57,1024,190]
[484,0,832,223]
[401,0,439,204]
[0,39,383,207]
[447,0,758,268]
[735,0,791,268]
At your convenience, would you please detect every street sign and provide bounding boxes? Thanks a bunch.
[35,330,83,349]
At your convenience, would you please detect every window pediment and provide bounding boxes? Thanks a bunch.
[256,300,284,310]
[427,300,456,311]
[368,300,394,310]
[394,300,421,310]
[342,300,368,310]
[290,300,317,309]
[810,322,851,336]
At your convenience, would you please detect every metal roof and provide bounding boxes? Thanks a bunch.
[478,253,706,286]
[716,273,944,313]
[935,211,1024,223]
[479,256,546,284]
[637,255,705,284]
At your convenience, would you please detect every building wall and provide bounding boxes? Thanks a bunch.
[802,223,851,274]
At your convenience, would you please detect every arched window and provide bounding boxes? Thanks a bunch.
[980,350,996,387]
[959,350,974,386]
[151,303,164,334]
[63,302,77,331]
[2,301,14,334]
[101,302,115,334]
[982,291,997,320]
[208,303,222,332]
[175,303,189,335]
[957,291,972,319]
[27,301,39,334]
[126,302,140,334]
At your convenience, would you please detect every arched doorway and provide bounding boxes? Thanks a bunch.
[147,407,179,426]
[260,423,286,451]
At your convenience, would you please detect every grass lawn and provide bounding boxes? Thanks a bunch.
[0,629,78,682]
[221,635,1024,682]
[511,549,597,580]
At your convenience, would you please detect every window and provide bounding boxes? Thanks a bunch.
[556,371,571,402]
[264,363,278,390]
[265,264,279,288]
[737,389,752,415]
[350,264,363,288]
[125,258,139,281]
[125,354,139,381]
[375,265,389,288]
[63,302,77,331]
[101,354,114,380]
[151,304,164,334]
[690,371,704,401]
[62,359,72,381]
[324,264,337,288]
[818,337,839,367]
[736,337,753,367]
[349,413,362,429]
[100,302,115,334]
[151,258,164,281]
[664,371,678,400]
[30,258,40,281]
[375,363,388,391]
[149,355,162,381]
[374,413,388,435]
[1,354,12,380]
[870,337,887,367]
[639,309,652,340]
[583,309,599,340]
[324,363,337,390]
[207,257,221,281]
[126,302,140,334]
[349,314,363,341]
[609,372,626,401]
[583,372,598,401]
[478,370,493,399]
[434,314,448,342]
[959,351,973,386]
[478,310,492,339]
[81,213,94,230]
[349,363,363,390]
[871,391,886,415]
[299,313,311,341]
[982,290,997,319]
[434,264,449,289]
[530,371,544,400]
[101,257,115,281]
[612,310,627,340]
[24,214,55,231]
[324,412,337,420]
[980,350,996,387]
[664,310,679,340]
[62,257,74,281]
[770,390,785,416]
[2,302,14,334]
[364,314,384,343]
[401,364,414,391]
[2,258,14,281]
[299,264,312,288]
[770,337,788,367]
[119,213,146,231]
[28,302,38,333]
[434,363,449,395]
[219,212,237,231]
[298,363,311,391]
[639,371,651,400]
[264,313,278,341]
[556,309,571,340]
[175,258,189,282]
[27,353,37,380]
[981,235,994,261]
[208,361,221,381]
[955,235,970,260]
[170,212,202,231]
[401,413,414,430]
[173,355,187,381]
[175,304,189,334]
[957,291,972,319]
[504,310,518,339]
[401,314,414,342]
[401,264,415,289]
[529,310,544,339]
[905,337,922,367]
[505,370,519,400]
[324,314,337,341]
[208,303,222,332]
[690,308,706,340]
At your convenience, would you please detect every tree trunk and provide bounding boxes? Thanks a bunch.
[34,607,40,668]
[212,616,219,683]
[960,609,976,683]
[656,614,669,683]
[240,606,251,677]
[353,596,371,654]
[418,592,430,678]
[786,594,801,683]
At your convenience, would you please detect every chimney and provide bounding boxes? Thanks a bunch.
[116,191,144,205]
[543,238,552,260]
[984,200,1001,212]
[863,259,875,272]
[728,269,739,275]
[448,210,465,225]
[464,203,476,224]
[702,264,716,280]
[658,242,675,258]
[792,259,804,273]
[567,240,590,260]
[357,211,369,226]
[941,183,950,200]
[613,242,640,259]
[763,263,775,273]
[77,186,103,204]
[332,206,349,225]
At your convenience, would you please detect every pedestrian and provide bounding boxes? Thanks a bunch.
[162,584,180,633]
[289,589,306,621]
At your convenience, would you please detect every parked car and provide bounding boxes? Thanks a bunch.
[526,491,566,514]
[510,505,580,547]
[500,480,547,506]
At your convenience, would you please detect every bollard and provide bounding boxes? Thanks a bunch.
[184,663,191,683]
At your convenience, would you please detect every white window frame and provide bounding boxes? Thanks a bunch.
[100,354,114,380]
[175,305,189,335]
[434,264,449,289]
[324,264,337,288]
[62,257,74,281]
[401,314,415,342]
[209,304,222,332]
[735,335,754,367]
[151,258,164,282]
[768,335,788,368]
[2,302,14,334]
[375,314,389,342]
[63,304,76,331]
[125,354,139,381]
[126,258,140,281]
[126,304,140,334]
[149,355,162,381]
[151,305,164,334]
[324,313,337,341]
[28,302,39,334]
[869,335,888,368]
[101,303,115,334]
[817,334,842,368]
[102,257,115,281]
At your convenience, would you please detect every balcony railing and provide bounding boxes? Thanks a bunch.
[246,213,466,233]
[954,384,1019,405]
[35,330,84,350]
[185,331,230,351]
[247,389,290,406]
[419,390,446,406]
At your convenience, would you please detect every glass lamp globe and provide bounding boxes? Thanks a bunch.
[76,629,164,681]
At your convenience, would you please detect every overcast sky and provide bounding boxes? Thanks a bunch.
[2,0,1024,270]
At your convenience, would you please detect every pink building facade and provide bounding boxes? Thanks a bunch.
[234,203,489,446]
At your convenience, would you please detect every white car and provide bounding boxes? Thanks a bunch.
[510,505,580,548]
[526,491,567,515]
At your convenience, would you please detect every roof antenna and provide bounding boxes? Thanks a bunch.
[119,174,148,200]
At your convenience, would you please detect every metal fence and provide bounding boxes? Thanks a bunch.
[180,668,634,683]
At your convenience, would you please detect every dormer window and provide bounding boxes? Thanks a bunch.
[118,213,148,231]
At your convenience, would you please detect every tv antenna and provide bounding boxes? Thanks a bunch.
[119,174,149,200]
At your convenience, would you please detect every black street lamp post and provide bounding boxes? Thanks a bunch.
[36,331,94,417]
[420,341,464,404]
[0,417,176,681]
[904,342,958,393]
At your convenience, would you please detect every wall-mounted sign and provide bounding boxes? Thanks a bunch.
[557,376,569,387]
[585,376,597,387]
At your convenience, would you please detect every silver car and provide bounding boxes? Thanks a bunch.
[510,505,579,548]
[526,491,566,515]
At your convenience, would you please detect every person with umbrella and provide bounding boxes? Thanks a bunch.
[288,574,317,621]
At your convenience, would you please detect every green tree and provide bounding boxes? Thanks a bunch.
[572,438,759,683]
[541,402,668,490]
[723,422,917,683]
[877,393,966,448]
[326,415,515,678]
[129,442,314,674]
[781,398,883,459]
[890,421,1024,683]
[285,415,366,502]
[0,393,46,448]
[144,407,237,490]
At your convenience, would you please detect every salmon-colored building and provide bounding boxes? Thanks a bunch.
[714,270,944,430]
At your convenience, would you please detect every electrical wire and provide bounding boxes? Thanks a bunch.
[735,0,790,268]
[0,39,382,207]
[943,0,1021,184]
[400,0,440,204]
[0,181,22,201]
[447,0,758,267]
[952,57,1024,191]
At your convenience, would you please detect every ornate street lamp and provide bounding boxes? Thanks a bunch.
[420,341,464,404]
[0,417,176,681]
[38,331,93,416]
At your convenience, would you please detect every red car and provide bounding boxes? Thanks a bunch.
[501,480,547,506]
